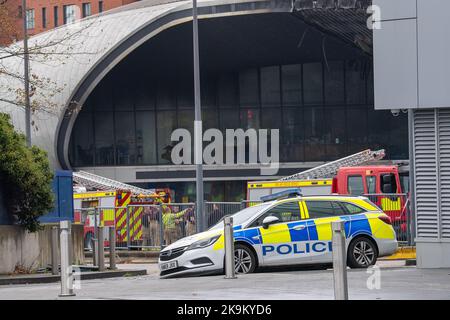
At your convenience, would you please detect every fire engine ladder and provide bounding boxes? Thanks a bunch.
[278,149,386,181]
[73,170,155,196]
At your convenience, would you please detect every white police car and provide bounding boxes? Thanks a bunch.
[158,191,398,278]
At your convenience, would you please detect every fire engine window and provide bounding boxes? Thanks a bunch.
[348,175,365,195]
[366,176,376,194]
[380,173,397,194]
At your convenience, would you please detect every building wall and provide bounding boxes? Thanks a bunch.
[0,224,84,274]
[0,0,23,45]
[6,0,138,41]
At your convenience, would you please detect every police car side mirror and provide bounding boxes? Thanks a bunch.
[262,216,280,229]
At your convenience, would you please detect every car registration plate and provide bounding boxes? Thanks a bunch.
[160,260,178,271]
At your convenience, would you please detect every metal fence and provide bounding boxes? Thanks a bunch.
[79,196,413,251]
[364,193,413,245]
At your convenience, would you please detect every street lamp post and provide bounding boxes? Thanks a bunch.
[22,0,32,147]
[192,0,204,232]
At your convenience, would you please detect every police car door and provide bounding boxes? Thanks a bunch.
[303,200,346,263]
[250,201,310,266]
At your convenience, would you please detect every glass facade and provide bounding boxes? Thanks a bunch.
[69,59,408,167]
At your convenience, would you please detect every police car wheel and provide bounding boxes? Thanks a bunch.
[234,244,256,274]
[348,237,378,268]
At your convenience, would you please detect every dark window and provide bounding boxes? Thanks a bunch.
[94,112,114,165]
[69,112,94,166]
[400,173,409,194]
[303,63,323,105]
[135,111,157,165]
[340,202,365,214]
[345,60,366,104]
[217,73,238,108]
[156,111,177,164]
[42,7,47,28]
[347,106,368,154]
[260,66,280,107]
[251,201,301,227]
[348,175,365,195]
[82,3,91,17]
[239,69,259,107]
[380,173,398,194]
[281,64,302,106]
[324,106,346,159]
[305,201,335,218]
[98,1,103,13]
[54,6,58,27]
[324,61,344,104]
[304,106,325,161]
[115,112,136,165]
[281,107,304,162]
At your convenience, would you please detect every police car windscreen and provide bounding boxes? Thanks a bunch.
[209,203,271,230]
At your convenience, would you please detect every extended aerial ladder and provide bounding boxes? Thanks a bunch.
[73,170,155,196]
[278,149,386,181]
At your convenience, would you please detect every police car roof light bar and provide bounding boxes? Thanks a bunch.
[260,188,303,202]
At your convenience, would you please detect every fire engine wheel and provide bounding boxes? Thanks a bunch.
[347,237,378,268]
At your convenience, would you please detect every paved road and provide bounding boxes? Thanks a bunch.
[0,262,449,300]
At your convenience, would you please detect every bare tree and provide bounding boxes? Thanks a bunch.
[0,0,104,120]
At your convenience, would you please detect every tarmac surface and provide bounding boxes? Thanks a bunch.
[0,261,449,300]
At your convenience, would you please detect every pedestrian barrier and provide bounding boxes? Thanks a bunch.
[205,202,241,228]
[364,193,412,245]
[78,196,414,252]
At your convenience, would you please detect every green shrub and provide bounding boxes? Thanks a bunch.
[0,113,54,232]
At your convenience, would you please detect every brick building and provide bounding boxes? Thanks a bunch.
[0,0,137,44]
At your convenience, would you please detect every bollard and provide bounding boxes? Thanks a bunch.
[159,205,164,250]
[92,208,99,266]
[224,215,236,279]
[126,207,131,249]
[51,226,59,275]
[109,226,117,270]
[59,220,75,297]
[332,220,348,300]
[97,226,105,271]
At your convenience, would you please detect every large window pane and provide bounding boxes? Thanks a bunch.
[240,109,260,130]
[239,69,259,107]
[115,112,136,165]
[389,112,408,159]
[157,111,177,164]
[368,108,390,153]
[177,77,194,109]
[347,106,368,154]
[303,63,323,105]
[94,112,115,165]
[346,60,366,104]
[135,81,155,110]
[202,109,219,130]
[156,83,176,110]
[281,108,304,162]
[218,73,238,108]
[324,61,345,105]
[324,106,347,159]
[220,109,239,131]
[260,66,281,107]
[304,106,325,160]
[201,77,216,108]
[281,64,302,107]
[136,111,157,165]
[70,112,94,166]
